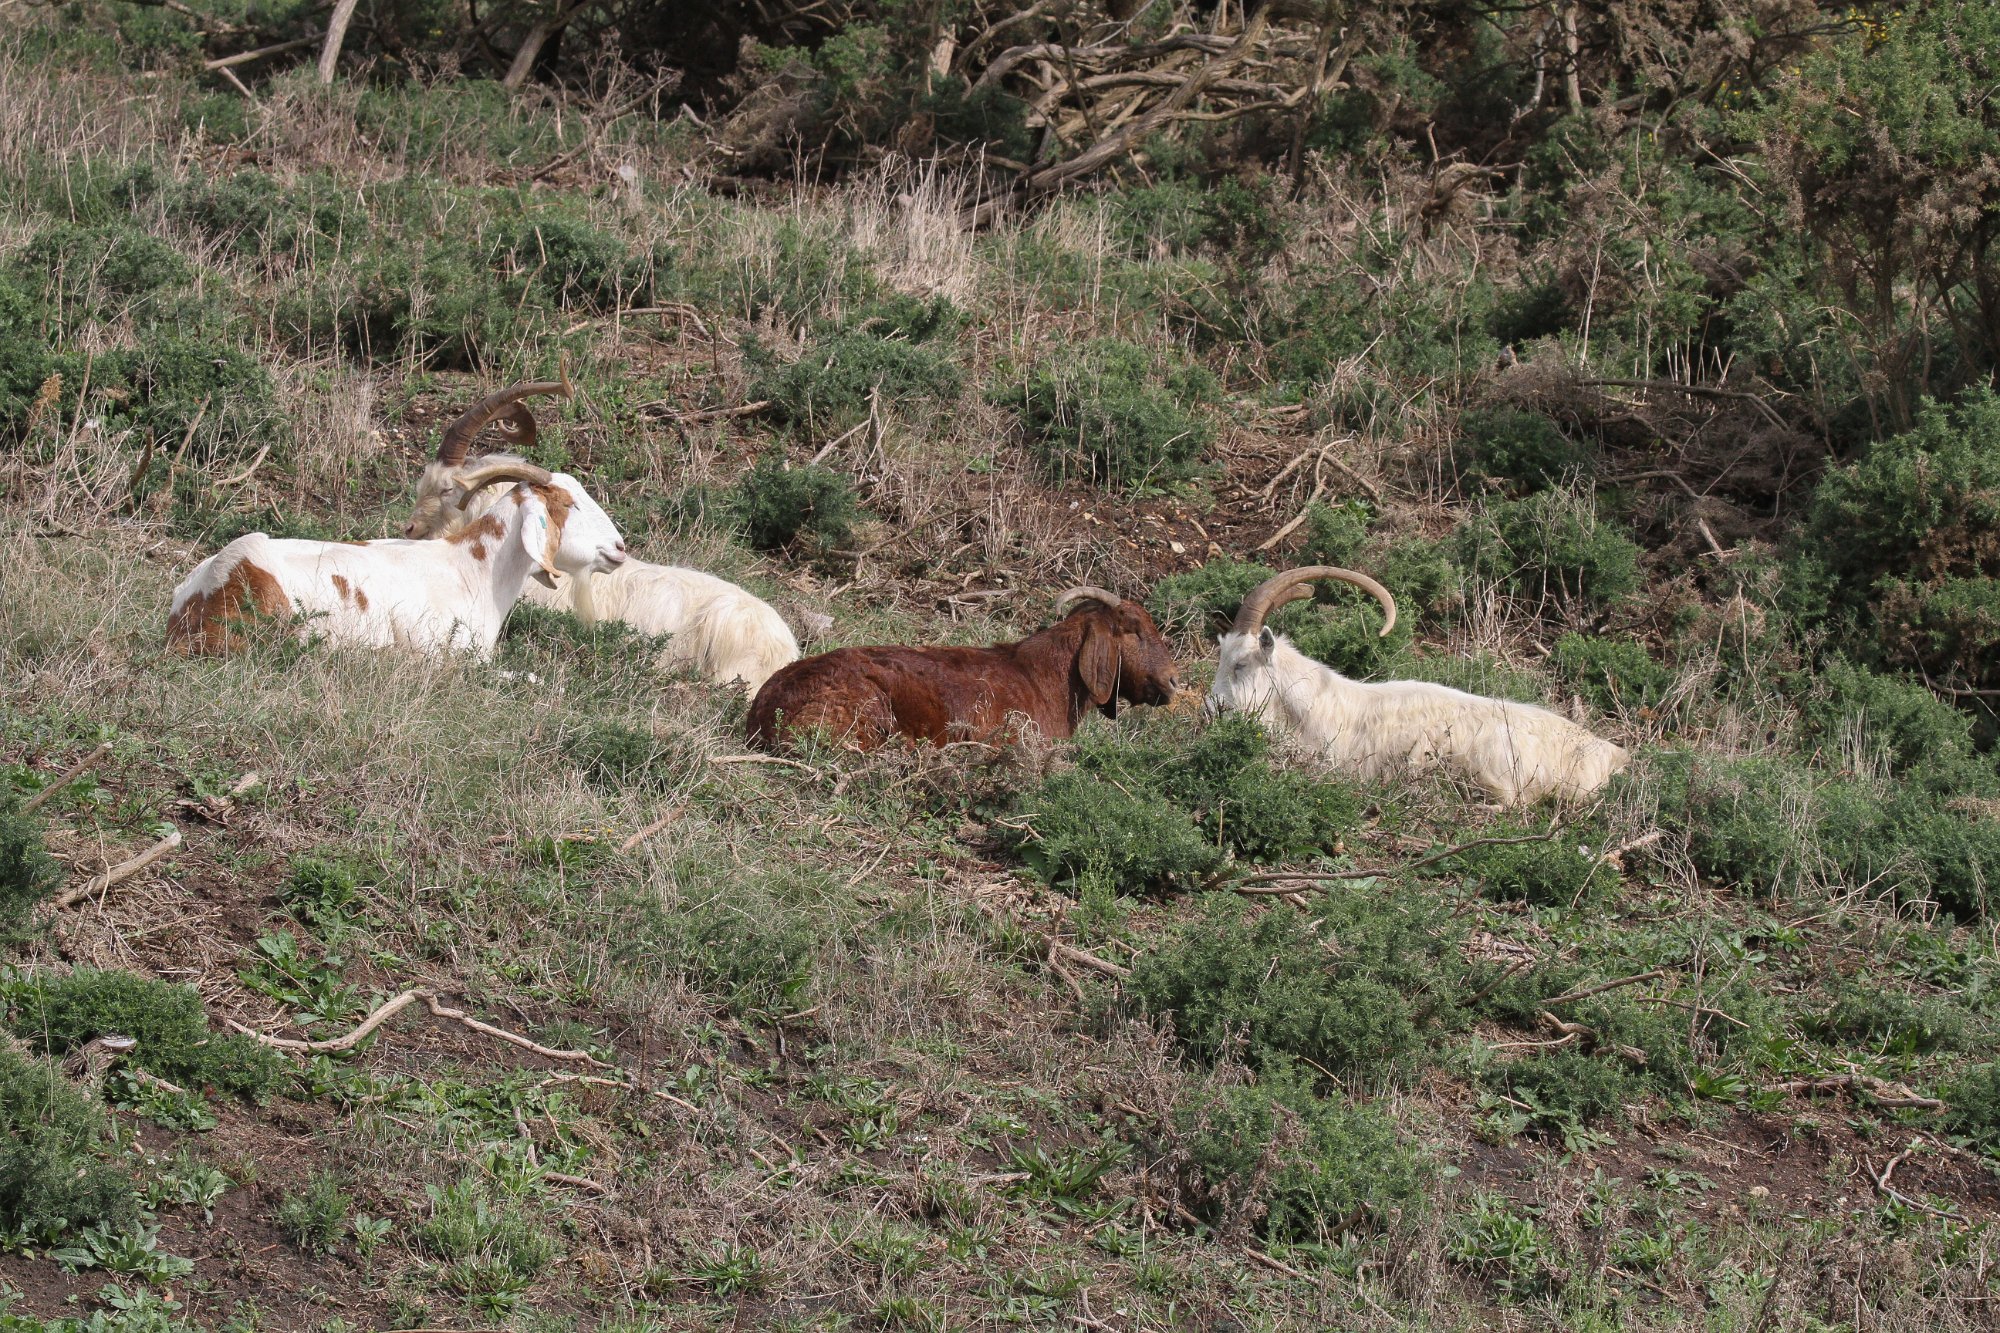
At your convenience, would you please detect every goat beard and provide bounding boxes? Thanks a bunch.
[569,571,599,625]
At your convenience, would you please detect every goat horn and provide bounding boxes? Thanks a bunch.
[1054,586,1123,614]
[1232,567,1398,638]
[434,360,574,466]
[452,459,555,507]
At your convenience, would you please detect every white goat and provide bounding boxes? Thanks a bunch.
[167,460,627,658]
[1206,567,1629,806]
[403,378,801,696]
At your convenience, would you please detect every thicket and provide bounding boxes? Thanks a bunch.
[999,340,1216,490]
[0,795,61,940]
[749,295,965,430]
[0,1046,139,1244]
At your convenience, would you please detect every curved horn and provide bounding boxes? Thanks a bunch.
[434,362,574,466]
[452,459,554,507]
[1054,585,1123,615]
[1231,566,1398,639]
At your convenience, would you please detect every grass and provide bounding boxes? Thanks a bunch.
[2,15,2000,1333]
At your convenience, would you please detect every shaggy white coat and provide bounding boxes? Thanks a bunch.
[409,459,800,695]
[1207,627,1629,806]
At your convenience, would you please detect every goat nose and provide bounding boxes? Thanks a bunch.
[603,545,628,566]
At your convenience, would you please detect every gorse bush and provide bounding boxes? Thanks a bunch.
[1455,408,1589,493]
[1461,832,1616,909]
[1130,893,1461,1079]
[0,1046,138,1244]
[0,795,62,940]
[1800,391,2000,694]
[1146,557,1408,673]
[566,722,694,792]
[1552,633,1674,715]
[1803,659,1992,791]
[1296,500,1373,568]
[1458,491,1643,608]
[728,454,861,551]
[1001,339,1216,488]
[1008,715,1360,894]
[2,968,288,1099]
[1170,1062,1430,1241]
[20,221,189,314]
[749,298,964,431]
[496,212,652,309]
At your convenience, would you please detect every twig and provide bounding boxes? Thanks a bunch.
[539,1072,701,1117]
[1870,1142,1957,1217]
[646,399,772,424]
[1229,831,1560,890]
[205,34,318,69]
[213,442,271,488]
[51,827,182,909]
[20,741,112,814]
[543,1170,613,1196]
[710,753,821,775]
[216,63,259,101]
[1241,1245,1307,1280]
[227,990,425,1053]
[617,805,686,853]
[1764,1074,1943,1110]
[1052,940,1130,979]
[1634,996,1749,1029]
[1544,969,1669,1006]
[1597,829,1664,863]
[1460,955,1535,1008]
[126,433,156,510]
[421,993,611,1067]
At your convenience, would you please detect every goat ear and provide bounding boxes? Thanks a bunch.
[1257,626,1276,655]
[1078,620,1120,706]
[518,500,557,580]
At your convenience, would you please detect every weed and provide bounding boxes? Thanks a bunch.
[728,453,862,552]
[1447,1191,1554,1298]
[0,796,61,940]
[1552,633,1675,715]
[1458,490,1643,609]
[51,1223,194,1284]
[679,1243,767,1295]
[275,1173,351,1255]
[617,875,819,1018]
[1456,408,1590,493]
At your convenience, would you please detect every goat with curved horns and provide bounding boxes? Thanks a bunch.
[404,376,800,695]
[1206,567,1629,806]
[168,460,627,657]
[747,587,1186,751]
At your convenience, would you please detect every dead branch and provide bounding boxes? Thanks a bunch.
[1544,969,1669,1006]
[1229,830,1561,891]
[1764,1074,1943,1110]
[228,990,425,1053]
[205,35,319,70]
[316,0,359,84]
[1052,940,1131,979]
[51,827,182,910]
[20,741,112,815]
[617,804,686,853]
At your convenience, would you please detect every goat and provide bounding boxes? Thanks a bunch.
[1206,567,1629,806]
[746,587,1185,751]
[403,378,800,695]
[166,459,627,658]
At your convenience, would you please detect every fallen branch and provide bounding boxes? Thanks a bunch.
[20,741,112,815]
[1633,996,1749,1029]
[1870,1142,1957,1217]
[1051,940,1130,979]
[1544,969,1669,1006]
[51,827,182,910]
[1764,1074,1943,1110]
[228,990,424,1053]
[205,34,318,70]
[212,442,271,488]
[710,753,821,775]
[1460,955,1536,1008]
[644,399,772,424]
[1229,830,1561,891]
[421,994,610,1068]
[543,1170,613,1197]
[618,805,686,853]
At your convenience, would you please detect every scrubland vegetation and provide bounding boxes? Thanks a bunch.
[4,0,2000,1328]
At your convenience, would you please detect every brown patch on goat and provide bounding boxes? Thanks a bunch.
[523,483,574,572]
[448,514,504,563]
[331,574,352,602]
[166,560,291,655]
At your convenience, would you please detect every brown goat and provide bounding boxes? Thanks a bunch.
[746,588,1184,751]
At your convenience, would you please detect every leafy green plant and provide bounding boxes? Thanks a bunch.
[1455,408,1589,493]
[1552,633,1675,715]
[679,1243,767,1296]
[275,1173,352,1255]
[1011,769,1223,896]
[52,1223,194,1284]
[750,297,964,430]
[1001,339,1216,488]
[1460,832,1614,908]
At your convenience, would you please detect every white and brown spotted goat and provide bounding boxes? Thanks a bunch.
[403,377,800,695]
[166,436,627,658]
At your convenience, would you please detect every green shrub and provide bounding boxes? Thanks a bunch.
[101,336,284,466]
[3,969,287,1100]
[1551,634,1675,715]
[1457,492,1642,608]
[1944,1062,2000,1147]
[1377,537,1464,621]
[1886,803,2000,919]
[1804,659,1992,790]
[496,212,647,309]
[1130,894,1460,1079]
[1147,559,1277,639]
[1296,500,1373,568]
[1492,1048,1641,1130]
[1801,391,2000,692]
[1001,339,1216,488]
[1652,753,1819,896]
[619,876,820,1017]
[275,1172,352,1254]
[1810,978,1971,1055]
[0,273,51,436]
[750,323,962,431]
[1012,770,1223,895]
[1172,1063,1429,1240]
[1167,719,1360,864]
[728,454,860,551]
[417,1175,558,1283]
[19,221,189,313]
[0,1046,139,1244]
[1456,409,1589,493]
[1462,832,1615,908]
[1,798,62,940]
[565,722,693,793]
